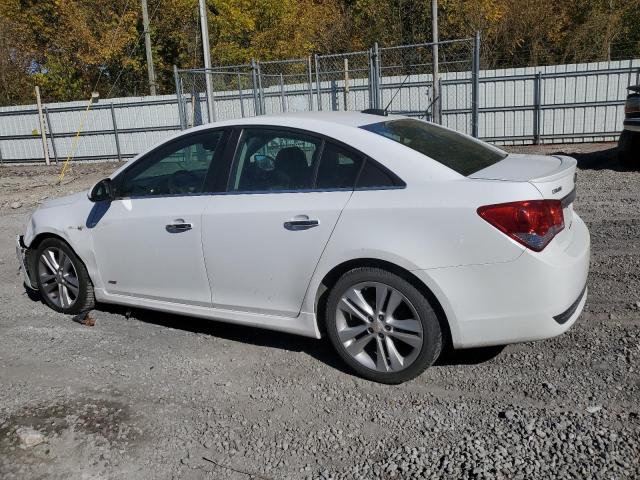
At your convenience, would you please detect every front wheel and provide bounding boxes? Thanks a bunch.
[34,238,95,315]
[325,267,442,384]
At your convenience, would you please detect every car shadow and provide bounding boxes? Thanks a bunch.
[98,304,507,369]
[555,146,631,171]
[25,286,506,374]
[95,303,355,376]
[435,345,505,366]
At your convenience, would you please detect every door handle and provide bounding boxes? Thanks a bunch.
[284,219,319,231]
[166,219,193,233]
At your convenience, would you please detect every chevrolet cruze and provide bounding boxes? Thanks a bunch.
[16,111,590,383]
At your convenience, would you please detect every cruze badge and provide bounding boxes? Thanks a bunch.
[552,186,563,194]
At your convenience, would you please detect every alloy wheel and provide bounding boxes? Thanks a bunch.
[38,247,80,309]
[335,281,424,373]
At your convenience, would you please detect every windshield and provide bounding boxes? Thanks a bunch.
[361,119,507,176]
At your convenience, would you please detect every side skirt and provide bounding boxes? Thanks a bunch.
[94,289,322,339]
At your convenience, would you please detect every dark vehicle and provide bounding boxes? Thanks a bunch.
[619,85,640,168]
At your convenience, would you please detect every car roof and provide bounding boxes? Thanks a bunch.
[189,110,403,131]
[109,111,462,182]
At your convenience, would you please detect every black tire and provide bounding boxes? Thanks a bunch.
[34,238,95,315]
[325,267,442,384]
[618,129,640,169]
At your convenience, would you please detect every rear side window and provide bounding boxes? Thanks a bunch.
[316,143,363,189]
[361,119,507,176]
[356,161,402,189]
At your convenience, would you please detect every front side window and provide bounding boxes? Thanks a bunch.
[118,131,224,197]
[229,129,320,192]
[361,119,507,176]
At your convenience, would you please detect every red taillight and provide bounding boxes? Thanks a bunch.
[477,200,564,252]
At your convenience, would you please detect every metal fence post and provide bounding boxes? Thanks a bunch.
[237,73,246,118]
[250,59,261,115]
[110,103,122,161]
[279,73,286,112]
[533,71,542,145]
[372,43,381,109]
[256,61,266,115]
[315,54,322,111]
[192,91,203,126]
[330,81,338,111]
[174,65,187,129]
[471,31,481,138]
[368,49,374,109]
[205,69,218,123]
[44,106,58,164]
[343,58,350,110]
[307,56,314,111]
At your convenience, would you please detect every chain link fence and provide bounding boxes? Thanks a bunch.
[378,37,478,134]
[175,37,480,135]
[257,58,314,114]
[2,46,637,164]
[314,50,374,112]
[175,64,259,127]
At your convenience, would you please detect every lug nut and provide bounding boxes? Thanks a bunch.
[378,314,384,321]
[378,333,384,339]
[384,325,392,331]
[367,327,374,334]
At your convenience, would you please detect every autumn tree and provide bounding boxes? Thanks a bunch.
[0,0,638,105]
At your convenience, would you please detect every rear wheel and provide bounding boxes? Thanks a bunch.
[325,267,442,384]
[34,238,95,315]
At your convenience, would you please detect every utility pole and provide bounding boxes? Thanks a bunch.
[141,0,157,95]
[431,0,441,124]
[198,0,216,122]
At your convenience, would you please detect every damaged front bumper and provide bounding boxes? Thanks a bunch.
[15,235,35,290]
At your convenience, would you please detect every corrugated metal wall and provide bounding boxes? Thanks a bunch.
[1,59,638,164]
[0,95,182,164]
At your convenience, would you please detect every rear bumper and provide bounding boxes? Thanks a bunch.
[16,235,35,290]
[553,284,587,324]
[415,213,590,349]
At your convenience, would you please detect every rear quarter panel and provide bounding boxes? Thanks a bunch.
[301,178,542,315]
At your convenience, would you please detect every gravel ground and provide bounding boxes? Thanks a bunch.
[1,143,639,479]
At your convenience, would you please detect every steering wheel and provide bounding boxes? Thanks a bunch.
[168,169,200,195]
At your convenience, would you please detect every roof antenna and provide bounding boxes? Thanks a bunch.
[383,73,411,114]
[361,73,411,116]
[419,93,440,120]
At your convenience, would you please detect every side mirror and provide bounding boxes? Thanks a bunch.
[89,178,114,202]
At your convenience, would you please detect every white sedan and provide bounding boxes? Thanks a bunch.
[16,111,590,384]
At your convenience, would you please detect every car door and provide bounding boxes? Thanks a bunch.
[201,128,365,318]
[90,129,229,306]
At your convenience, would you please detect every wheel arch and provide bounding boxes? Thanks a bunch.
[26,232,94,288]
[28,231,68,249]
[314,258,453,350]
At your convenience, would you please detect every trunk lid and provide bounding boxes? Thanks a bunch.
[470,153,577,235]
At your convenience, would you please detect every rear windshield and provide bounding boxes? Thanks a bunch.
[361,119,507,176]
